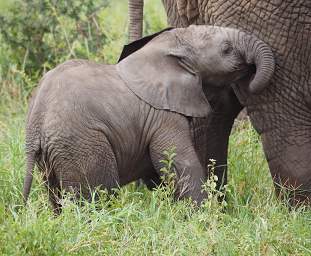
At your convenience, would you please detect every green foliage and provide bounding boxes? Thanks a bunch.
[0,0,109,77]
[201,159,228,210]
[144,0,167,34]
[160,147,177,182]
[157,146,178,201]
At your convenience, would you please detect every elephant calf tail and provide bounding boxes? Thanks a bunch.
[23,151,37,205]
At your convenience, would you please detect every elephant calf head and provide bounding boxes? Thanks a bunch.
[118,25,275,115]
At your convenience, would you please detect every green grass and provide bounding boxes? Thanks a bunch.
[0,84,310,255]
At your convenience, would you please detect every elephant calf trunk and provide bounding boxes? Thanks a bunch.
[240,33,275,94]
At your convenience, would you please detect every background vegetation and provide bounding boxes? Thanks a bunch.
[0,0,310,255]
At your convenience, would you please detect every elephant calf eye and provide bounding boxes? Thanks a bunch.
[222,42,233,55]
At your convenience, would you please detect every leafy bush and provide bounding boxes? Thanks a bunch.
[0,0,110,77]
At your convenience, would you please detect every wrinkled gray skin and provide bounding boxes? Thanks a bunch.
[24,26,274,212]
[129,0,311,205]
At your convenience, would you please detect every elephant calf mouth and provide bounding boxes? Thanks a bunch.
[229,64,257,88]
[237,63,256,79]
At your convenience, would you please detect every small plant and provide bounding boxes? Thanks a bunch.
[155,146,177,202]
[201,159,228,210]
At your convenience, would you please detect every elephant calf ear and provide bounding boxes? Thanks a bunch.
[116,35,211,118]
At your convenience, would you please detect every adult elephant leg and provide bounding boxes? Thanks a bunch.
[128,0,144,42]
[192,86,243,190]
[265,139,311,206]
[248,98,311,206]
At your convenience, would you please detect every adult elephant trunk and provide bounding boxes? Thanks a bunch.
[237,32,275,94]
[128,0,144,42]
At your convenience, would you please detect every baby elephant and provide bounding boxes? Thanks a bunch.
[23,25,274,212]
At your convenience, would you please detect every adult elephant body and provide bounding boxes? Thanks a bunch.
[128,0,311,203]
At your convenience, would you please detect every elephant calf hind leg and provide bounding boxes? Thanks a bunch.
[46,138,120,211]
[43,173,62,215]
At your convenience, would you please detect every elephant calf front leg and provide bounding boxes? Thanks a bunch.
[149,121,207,205]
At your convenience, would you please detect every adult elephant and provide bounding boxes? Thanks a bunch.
[128,0,311,205]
